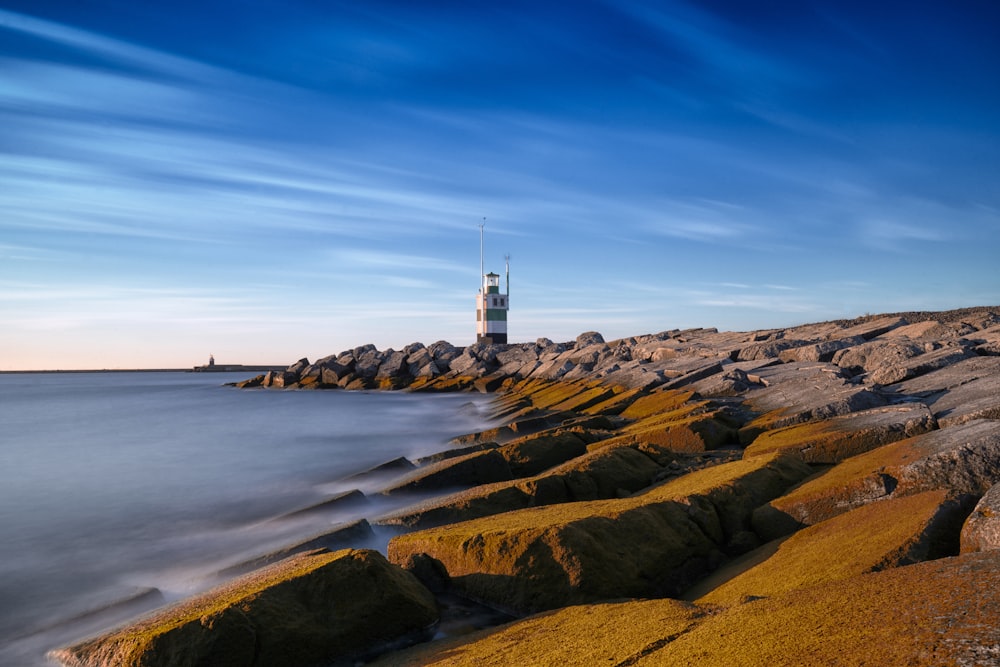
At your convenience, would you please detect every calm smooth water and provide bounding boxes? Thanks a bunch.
[0,372,492,665]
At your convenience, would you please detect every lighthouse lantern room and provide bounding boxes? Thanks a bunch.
[476,224,509,344]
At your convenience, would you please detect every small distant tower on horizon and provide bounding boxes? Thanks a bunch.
[208,354,215,367]
[476,220,509,345]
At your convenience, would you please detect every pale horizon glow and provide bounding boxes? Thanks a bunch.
[1,2,998,370]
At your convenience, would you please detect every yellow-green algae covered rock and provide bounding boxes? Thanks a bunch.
[49,549,438,667]
[694,489,966,606]
[387,452,810,613]
[753,418,1000,539]
[374,551,1000,666]
[368,598,706,667]
[743,402,934,463]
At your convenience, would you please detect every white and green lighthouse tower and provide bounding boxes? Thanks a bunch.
[476,222,509,344]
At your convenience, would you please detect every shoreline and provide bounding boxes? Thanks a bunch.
[45,305,1000,666]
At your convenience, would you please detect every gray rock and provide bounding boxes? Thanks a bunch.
[575,331,605,347]
[286,357,311,376]
[376,350,408,380]
[834,316,908,340]
[832,340,926,376]
[890,356,1000,427]
[354,349,385,379]
[739,362,887,440]
[405,348,434,376]
[497,345,539,364]
[267,370,300,388]
[868,345,973,386]
[778,337,865,363]
[449,351,487,376]
[531,358,576,380]
[403,341,426,356]
[961,482,1000,553]
[427,341,461,367]
[891,419,1000,495]
[733,339,811,362]
[535,337,557,350]
[599,362,666,390]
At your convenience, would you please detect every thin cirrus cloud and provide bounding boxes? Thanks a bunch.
[0,2,997,369]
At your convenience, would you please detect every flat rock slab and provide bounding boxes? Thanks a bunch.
[376,442,666,531]
[49,549,438,667]
[216,519,376,578]
[961,481,1000,553]
[696,489,966,606]
[368,598,706,667]
[890,356,1000,427]
[387,453,810,614]
[738,362,886,441]
[665,551,1000,666]
[743,402,935,464]
[375,551,1000,667]
[379,449,513,495]
[753,419,1000,539]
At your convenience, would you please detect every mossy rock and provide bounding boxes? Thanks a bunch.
[49,549,438,667]
[376,441,665,530]
[387,452,810,614]
[662,551,1000,666]
[580,386,645,416]
[754,418,1000,538]
[376,551,1000,666]
[496,431,589,477]
[695,489,968,606]
[368,598,706,666]
[612,409,737,453]
[379,449,513,495]
[617,389,696,419]
[743,402,935,464]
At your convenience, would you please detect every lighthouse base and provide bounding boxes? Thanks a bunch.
[477,333,508,345]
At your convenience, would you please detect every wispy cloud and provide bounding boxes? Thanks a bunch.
[328,249,473,275]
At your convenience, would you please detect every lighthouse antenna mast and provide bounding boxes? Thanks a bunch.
[505,253,510,298]
[479,218,485,293]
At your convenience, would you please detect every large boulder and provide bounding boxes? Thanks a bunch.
[960,482,1000,553]
[696,489,970,606]
[575,331,605,347]
[49,549,438,667]
[753,419,1000,539]
[831,339,926,377]
[387,452,811,614]
[354,349,385,379]
[495,431,590,477]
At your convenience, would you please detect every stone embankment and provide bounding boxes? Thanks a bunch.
[52,306,1000,666]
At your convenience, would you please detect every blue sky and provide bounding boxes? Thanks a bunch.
[2,1,998,370]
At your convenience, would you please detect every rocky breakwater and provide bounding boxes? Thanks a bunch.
[50,306,1000,666]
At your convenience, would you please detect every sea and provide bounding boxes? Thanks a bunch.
[0,371,495,666]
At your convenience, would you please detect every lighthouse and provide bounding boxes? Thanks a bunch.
[476,223,509,344]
